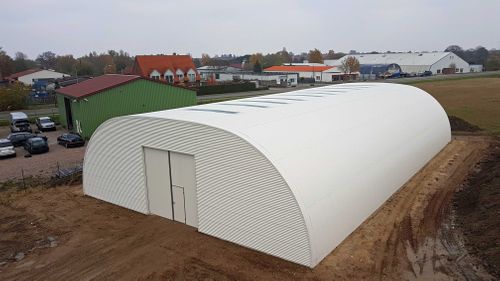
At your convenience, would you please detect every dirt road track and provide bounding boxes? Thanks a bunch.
[0,136,497,280]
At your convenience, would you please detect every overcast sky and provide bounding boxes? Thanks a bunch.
[1,0,499,59]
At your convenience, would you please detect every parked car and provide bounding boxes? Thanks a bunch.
[23,137,49,154]
[57,133,85,148]
[0,139,16,158]
[9,112,32,133]
[419,70,433,77]
[36,116,56,131]
[7,132,47,147]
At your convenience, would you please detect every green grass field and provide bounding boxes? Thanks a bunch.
[413,77,500,135]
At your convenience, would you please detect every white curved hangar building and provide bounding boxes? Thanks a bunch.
[83,83,451,267]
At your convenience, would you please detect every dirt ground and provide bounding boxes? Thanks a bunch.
[0,135,498,280]
[454,141,500,278]
[0,126,85,181]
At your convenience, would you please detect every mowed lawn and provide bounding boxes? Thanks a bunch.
[413,77,500,134]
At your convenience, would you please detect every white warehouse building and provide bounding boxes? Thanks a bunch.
[83,83,451,267]
[325,52,471,75]
[7,68,70,85]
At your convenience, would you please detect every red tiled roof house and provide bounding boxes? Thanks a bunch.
[132,54,200,84]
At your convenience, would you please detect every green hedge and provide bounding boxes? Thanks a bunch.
[198,82,257,96]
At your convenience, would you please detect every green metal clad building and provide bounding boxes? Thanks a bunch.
[55,74,196,138]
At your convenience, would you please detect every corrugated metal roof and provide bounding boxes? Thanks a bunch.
[56,74,140,99]
[84,82,451,267]
[325,52,451,66]
[7,68,42,79]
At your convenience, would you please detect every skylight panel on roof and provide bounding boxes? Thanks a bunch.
[221,103,269,108]
[284,94,324,98]
[187,108,239,114]
[243,100,289,104]
[258,97,305,101]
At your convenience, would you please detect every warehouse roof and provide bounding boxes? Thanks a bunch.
[56,74,140,99]
[325,52,452,66]
[7,68,42,79]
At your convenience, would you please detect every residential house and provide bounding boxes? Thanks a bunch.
[132,54,200,84]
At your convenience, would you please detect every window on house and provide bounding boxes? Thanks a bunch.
[188,73,196,82]
[177,74,184,80]
[460,68,463,73]
[165,75,174,83]
[151,75,160,80]
[316,76,320,80]
[215,73,220,79]
[437,69,441,74]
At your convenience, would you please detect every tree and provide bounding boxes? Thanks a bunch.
[277,47,292,64]
[0,47,14,79]
[110,50,134,73]
[55,55,76,74]
[249,53,263,65]
[485,53,500,71]
[13,52,28,72]
[262,53,285,68]
[201,53,213,66]
[253,60,262,73]
[324,50,336,60]
[473,46,489,65]
[308,49,323,63]
[0,83,29,111]
[75,60,94,76]
[445,45,466,61]
[36,51,57,69]
[339,56,360,74]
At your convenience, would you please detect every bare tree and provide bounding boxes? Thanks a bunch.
[339,56,360,74]
[201,53,213,66]
[308,49,323,63]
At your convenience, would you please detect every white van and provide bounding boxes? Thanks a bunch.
[9,112,32,133]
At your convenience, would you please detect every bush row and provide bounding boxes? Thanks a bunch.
[197,82,257,96]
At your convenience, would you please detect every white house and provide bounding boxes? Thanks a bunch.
[7,69,70,85]
[325,52,471,75]
[200,71,298,87]
[264,65,358,82]
[83,83,450,268]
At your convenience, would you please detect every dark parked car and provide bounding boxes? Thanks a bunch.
[7,132,47,147]
[419,70,433,77]
[23,137,49,154]
[57,133,85,148]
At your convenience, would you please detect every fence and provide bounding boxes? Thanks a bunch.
[26,93,57,106]
[0,160,83,190]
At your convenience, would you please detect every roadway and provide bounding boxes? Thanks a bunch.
[2,71,498,120]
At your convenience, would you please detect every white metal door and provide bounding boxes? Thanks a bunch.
[169,152,198,227]
[172,185,186,223]
[144,147,172,219]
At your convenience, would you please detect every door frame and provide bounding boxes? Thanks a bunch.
[142,147,196,226]
[63,97,74,130]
